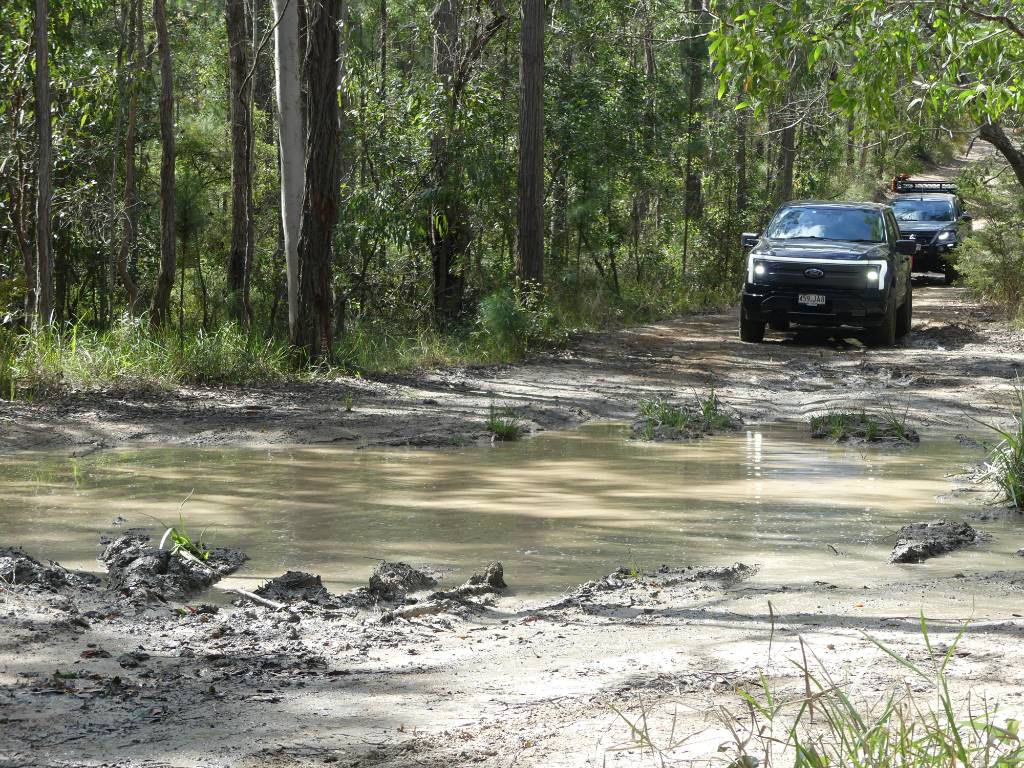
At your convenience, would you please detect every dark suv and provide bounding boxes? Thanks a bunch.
[890,180,972,283]
[740,202,916,347]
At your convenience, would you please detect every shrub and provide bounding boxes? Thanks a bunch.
[978,379,1024,508]
[955,169,1024,320]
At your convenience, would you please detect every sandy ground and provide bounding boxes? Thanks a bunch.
[4,551,1024,768]
[1,284,1022,457]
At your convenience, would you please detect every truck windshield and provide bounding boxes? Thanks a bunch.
[892,199,955,222]
[766,207,886,242]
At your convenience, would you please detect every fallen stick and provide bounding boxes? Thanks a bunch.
[226,588,291,612]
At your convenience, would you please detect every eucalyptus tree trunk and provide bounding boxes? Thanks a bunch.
[292,0,341,360]
[117,0,143,312]
[428,0,467,324]
[735,108,748,215]
[272,0,303,339]
[516,0,544,288]
[978,122,1024,189]
[226,0,254,327]
[773,119,796,204]
[149,0,177,326]
[34,0,54,328]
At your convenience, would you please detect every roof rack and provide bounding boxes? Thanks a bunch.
[892,179,958,193]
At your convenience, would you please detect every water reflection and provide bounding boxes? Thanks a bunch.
[0,423,1015,597]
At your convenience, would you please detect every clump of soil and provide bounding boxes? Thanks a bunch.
[380,561,507,623]
[0,547,98,591]
[368,561,438,600]
[889,520,984,564]
[254,571,338,606]
[810,411,920,444]
[99,534,248,600]
[632,393,741,441]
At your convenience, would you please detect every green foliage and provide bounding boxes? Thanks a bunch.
[955,170,1024,322]
[977,380,1024,509]
[484,402,524,441]
[810,408,919,444]
[709,0,1024,126]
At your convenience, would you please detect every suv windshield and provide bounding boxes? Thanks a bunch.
[892,199,955,222]
[766,206,885,242]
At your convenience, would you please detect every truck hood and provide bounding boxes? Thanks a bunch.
[753,240,888,261]
[896,221,953,234]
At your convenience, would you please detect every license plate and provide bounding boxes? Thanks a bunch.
[798,293,826,307]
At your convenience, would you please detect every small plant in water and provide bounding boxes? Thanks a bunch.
[485,402,524,441]
[634,387,738,441]
[810,408,919,444]
[976,378,1024,508]
[149,491,210,562]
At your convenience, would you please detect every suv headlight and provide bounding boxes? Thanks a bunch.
[747,255,766,283]
[937,230,954,241]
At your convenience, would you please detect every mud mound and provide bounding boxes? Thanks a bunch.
[889,520,984,564]
[368,561,438,600]
[100,534,248,600]
[910,323,979,350]
[0,548,99,591]
[254,571,340,607]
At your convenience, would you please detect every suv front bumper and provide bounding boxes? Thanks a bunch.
[741,284,890,328]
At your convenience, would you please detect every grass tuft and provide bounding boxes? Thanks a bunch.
[611,618,1024,767]
[633,388,739,441]
[485,402,524,441]
[976,379,1024,509]
[810,408,920,444]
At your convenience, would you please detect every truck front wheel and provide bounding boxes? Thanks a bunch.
[895,286,912,338]
[739,311,766,343]
[865,295,897,347]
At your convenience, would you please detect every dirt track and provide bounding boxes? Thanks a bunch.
[1,283,1021,455]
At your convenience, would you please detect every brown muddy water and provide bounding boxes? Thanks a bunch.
[0,423,1019,598]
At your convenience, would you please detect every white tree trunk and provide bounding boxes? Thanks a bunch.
[272,0,303,338]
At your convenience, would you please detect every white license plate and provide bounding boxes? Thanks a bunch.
[798,293,826,307]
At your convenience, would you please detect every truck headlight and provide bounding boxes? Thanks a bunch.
[866,270,879,282]
[937,230,954,241]
[753,264,766,277]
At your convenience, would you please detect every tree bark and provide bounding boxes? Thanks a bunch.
[773,119,796,204]
[34,0,54,328]
[516,0,544,288]
[272,0,303,340]
[117,0,143,312]
[978,122,1024,189]
[735,108,748,214]
[292,0,341,360]
[429,0,466,324]
[226,0,254,327]
[149,0,176,326]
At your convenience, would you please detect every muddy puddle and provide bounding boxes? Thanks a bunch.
[0,423,1019,599]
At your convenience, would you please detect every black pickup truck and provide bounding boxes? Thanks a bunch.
[890,179,972,283]
[740,201,916,347]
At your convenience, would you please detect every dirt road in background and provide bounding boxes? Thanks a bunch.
[1,283,1021,453]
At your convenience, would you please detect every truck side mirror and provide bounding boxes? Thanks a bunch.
[741,232,759,249]
[896,239,919,256]
[961,213,973,223]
